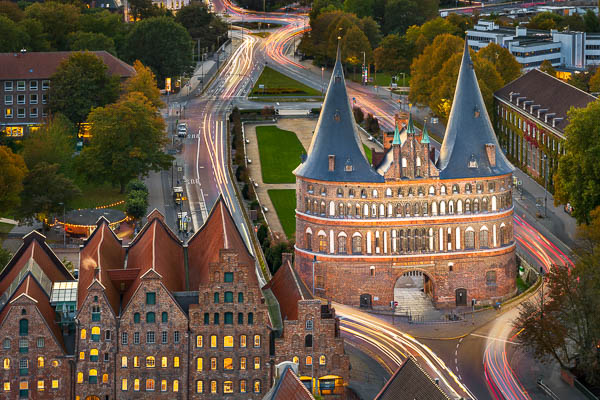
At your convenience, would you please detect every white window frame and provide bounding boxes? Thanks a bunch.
[30,108,38,118]
[16,81,25,91]
[29,94,38,105]
[29,81,38,91]
[17,108,25,118]
[17,95,25,105]
[4,81,13,91]
[42,80,50,90]
[4,95,12,105]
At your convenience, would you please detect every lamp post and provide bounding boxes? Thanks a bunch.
[321,66,325,96]
[361,51,366,85]
[543,154,548,217]
[58,202,66,248]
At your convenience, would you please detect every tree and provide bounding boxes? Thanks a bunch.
[123,60,164,109]
[383,0,438,36]
[343,0,373,18]
[24,1,80,50]
[477,43,521,84]
[353,106,364,124]
[49,52,120,125]
[0,15,28,52]
[18,18,52,52]
[22,114,74,173]
[79,9,124,39]
[514,208,600,386]
[125,179,148,195]
[374,33,410,73]
[567,70,592,92]
[19,162,81,220]
[175,2,227,45]
[360,16,382,49]
[0,146,27,213]
[405,17,461,57]
[584,9,600,33]
[265,240,294,274]
[128,0,162,20]
[0,1,24,22]
[342,25,373,66]
[554,100,600,224]
[126,188,148,220]
[590,67,600,93]
[540,60,557,77]
[68,31,116,55]
[123,17,194,86]
[310,0,342,21]
[527,12,563,30]
[78,92,173,193]
[0,247,11,273]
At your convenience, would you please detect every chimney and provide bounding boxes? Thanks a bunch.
[328,155,335,171]
[281,252,293,267]
[485,144,496,167]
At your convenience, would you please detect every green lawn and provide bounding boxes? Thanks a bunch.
[363,144,372,164]
[256,125,306,184]
[251,67,321,97]
[268,189,296,239]
[0,222,15,234]
[69,181,126,211]
[349,71,410,88]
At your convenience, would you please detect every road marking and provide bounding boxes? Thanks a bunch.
[455,358,457,364]
[459,337,463,343]
[455,350,458,356]
[470,333,520,345]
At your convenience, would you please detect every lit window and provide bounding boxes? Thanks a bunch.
[210,335,217,348]
[240,357,246,370]
[133,356,139,368]
[88,369,98,384]
[161,356,167,368]
[77,372,83,383]
[37,357,44,367]
[196,357,203,371]
[224,381,233,393]
[196,380,203,393]
[37,380,44,391]
[223,358,233,370]
[121,378,127,391]
[4,108,12,118]
[240,380,247,393]
[161,380,167,392]
[3,382,9,391]
[292,356,299,364]
[173,380,179,392]
[320,355,326,365]
[3,359,9,369]
[254,357,260,369]
[210,358,217,370]
[79,352,85,360]
[134,379,140,391]
[91,326,100,342]
[102,374,108,384]
[146,356,155,368]
[240,335,246,347]
[80,329,86,340]
[90,349,98,362]
[210,380,217,394]
[254,380,261,393]
[254,335,260,348]
[196,335,203,348]
[224,336,233,348]
[146,379,155,391]
[306,356,313,365]
[121,356,127,368]
[51,380,58,389]
[174,357,180,368]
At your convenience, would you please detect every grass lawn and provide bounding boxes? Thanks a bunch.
[349,71,410,87]
[0,222,15,234]
[69,181,126,211]
[251,67,321,97]
[267,189,296,239]
[256,125,306,184]
[362,144,372,164]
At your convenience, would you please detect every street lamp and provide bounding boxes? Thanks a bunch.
[321,66,325,96]
[361,51,366,85]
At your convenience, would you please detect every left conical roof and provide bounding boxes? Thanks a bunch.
[294,44,383,183]
[437,41,513,179]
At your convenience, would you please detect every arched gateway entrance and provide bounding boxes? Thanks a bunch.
[394,271,440,319]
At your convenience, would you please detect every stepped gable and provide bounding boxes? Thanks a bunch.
[0,273,67,353]
[263,259,312,321]
[122,210,185,307]
[293,44,384,183]
[187,196,256,291]
[374,356,450,400]
[78,217,125,314]
[0,230,72,295]
[437,41,513,179]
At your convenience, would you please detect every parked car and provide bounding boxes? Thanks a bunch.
[564,202,573,215]
[177,122,187,137]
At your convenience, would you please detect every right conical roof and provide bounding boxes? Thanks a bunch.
[437,41,513,179]
[293,44,383,183]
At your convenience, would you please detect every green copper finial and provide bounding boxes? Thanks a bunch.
[392,120,402,145]
[421,119,430,144]
[406,111,415,136]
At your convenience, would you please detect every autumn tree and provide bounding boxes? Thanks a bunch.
[123,60,164,109]
[77,92,173,193]
[404,17,461,57]
[49,52,120,124]
[0,1,23,22]
[540,60,557,77]
[19,162,81,220]
[22,114,75,173]
[342,25,373,65]
[0,146,27,213]
[554,100,600,224]
[527,12,563,30]
[590,67,600,93]
[477,43,522,84]
[374,34,410,73]
[514,207,600,385]
[123,16,194,86]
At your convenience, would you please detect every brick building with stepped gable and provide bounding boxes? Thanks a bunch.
[294,42,517,308]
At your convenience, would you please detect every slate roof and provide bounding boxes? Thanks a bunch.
[438,41,513,180]
[265,365,315,400]
[263,260,312,321]
[374,356,450,400]
[187,196,256,291]
[293,45,384,183]
[0,51,135,80]
[494,68,597,134]
[78,217,125,315]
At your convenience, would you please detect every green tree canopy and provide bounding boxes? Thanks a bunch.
[374,33,409,73]
[175,2,227,44]
[343,0,373,18]
[123,16,194,86]
[540,60,557,77]
[584,9,600,32]
[128,0,163,20]
[24,1,81,50]
[123,60,164,109]
[68,31,116,54]
[383,0,438,36]
[0,1,24,22]
[22,114,74,173]
[342,25,373,65]
[405,17,462,57]
[360,16,382,48]
[476,42,522,84]
[79,9,124,39]
[0,15,28,52]
[18,18,52,52]
[78,92,173,192]
[0,145,27,213]
[49,51,120,125]
[527,12,563,30]
[310,0,342,21]
[555,100,600,224]
[19,162,81,220]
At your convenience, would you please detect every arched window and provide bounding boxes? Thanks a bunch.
[292,356,299,364]
[306,319,313,330]
[482,197,489,212]
[448,200,454,214]
[371,204,377,217]
[465,199,471,213]
[355,204,361,217]
[399,230,404,251]
[307,184,314,193]
[329,201,335,216]
[360,189,367,198]
[90,349,99,362]
[465,183,472,193]
[37,356,44,367]
[352,234,362,254]
[405,203,410,216]
[248,312,254,325]
[452,184,459,194]
[440,201,446,215]
[3,358,9,369]
[213,313,219,325]
[318,234,327,253]
[336,188,343,197]
[465,228,475,249]
[320,355,326,365]
[480,227,489,248]
[416,157,422,176]
[213,293,219,303]
[457,200,463,214]
[338,202,345,217]
[372,189,378,198]
[406,229,412,251]
[320,201,326,215]
[500,224,507,245]
[306,232,312,251]
[134,378,140,391]
[429,186,435,195]
[305,197,311,213]
[492,195,497,211]
[477,183,483,193]
[456,227,461,250]
[386,188,392,197]
[474,199,480,212]
[133,312,140,323]
[379,204,385,217]
[397,188,404,197]
[428,228,434,251]
[423,202,428,215]
[238,292,244,303]
[146,356,155,368]
[19,319,28,336]
[240,380,247,393]
[162,312,168,323]
[146,378,155,391]
[440,185,447,195]
[349,188,355,198]
[223,358,233,370]
[431,201,437,216]
[338,235,347,254]
[89,369,98,384]
[254,380,261,393]
[306,356,313,365]
[91,326,100,341]
[305,334,313,348]
[80,329,87,340]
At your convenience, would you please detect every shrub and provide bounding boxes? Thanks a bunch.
[353,106,364,124]
[125,179,148,195]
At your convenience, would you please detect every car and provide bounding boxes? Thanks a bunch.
[177,122,187,137]
[564,202,573,215]
[262,206,268,213]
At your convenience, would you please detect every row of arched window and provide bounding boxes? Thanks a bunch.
[304,224,512,255]
[306,181,505,199]
[119,377,181,392]
[194,334,260,349]
[194,355,262,371]
[304,194,512,219]
[194,379,261,394]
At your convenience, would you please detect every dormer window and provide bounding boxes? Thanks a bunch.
[468,154,478,169]
[345,158,353,172]
[474,105,480,118]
